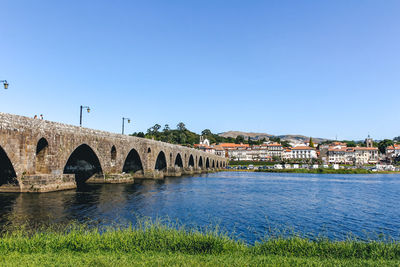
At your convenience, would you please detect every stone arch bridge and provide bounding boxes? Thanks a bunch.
[0,113,227,192]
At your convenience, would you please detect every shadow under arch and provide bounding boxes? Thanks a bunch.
[206,158,210,169]
[174,153,183,168]
[212,160,215,168]
[123,148,143,174]
[111,145,117,161]
[0,146,18,186]
[155,151,167,171]
[199,157,203,169]
[188,155,194,167]
[35,137,49,174]
[216,161,219,168]
[63,144,103,185]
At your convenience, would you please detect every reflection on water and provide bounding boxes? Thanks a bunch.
[0,172,399,243]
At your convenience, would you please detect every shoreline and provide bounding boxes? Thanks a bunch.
[225,168,400,175]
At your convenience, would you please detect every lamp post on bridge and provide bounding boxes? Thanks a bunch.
[122,117,131,135]
[0,80,9,90]
[79,105,90,127]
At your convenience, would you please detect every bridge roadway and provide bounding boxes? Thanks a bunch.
[0,113,227,192]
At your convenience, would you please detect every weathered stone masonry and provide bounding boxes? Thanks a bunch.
[0,113,227,193]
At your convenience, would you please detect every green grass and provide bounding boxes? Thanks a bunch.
[0,221,399,266]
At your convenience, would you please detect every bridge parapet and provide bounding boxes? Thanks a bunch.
[0,113,227,192]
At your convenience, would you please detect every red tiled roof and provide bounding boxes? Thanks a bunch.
[292,146,315,150]
[354,147,378,151]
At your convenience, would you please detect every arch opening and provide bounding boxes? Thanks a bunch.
[123,148,143,174]
[147,147,151,153]
[212,160,215,168]
[0,146,18,186]
[206,158,210,169]
[199,157,203,169]
[35,137,50,174]
[111,146,117,161]
[174,153,183,168]
[188,155,194,167]
[217,161,219,168]
[63,144,103,185]
[155,151,167,171]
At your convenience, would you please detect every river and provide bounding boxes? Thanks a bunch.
[0,171,399,243]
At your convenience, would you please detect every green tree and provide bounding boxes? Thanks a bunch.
[163,124,170,132]
[235,135,245,144]
[309,137,314,148]
[281,141,290,148]
[201,129,212,136]
[177,122,186,131]
[378,139,394,154]
[344,140,356,147]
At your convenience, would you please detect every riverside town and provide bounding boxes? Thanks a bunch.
[194,135,400,172]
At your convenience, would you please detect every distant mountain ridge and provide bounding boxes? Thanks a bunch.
[218,131,330,144]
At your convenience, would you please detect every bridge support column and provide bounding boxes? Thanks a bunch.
[18,174,76,193]
[182,167,195,176]
[86,173,135,184]
[143,170,164,179]
[166,167,182,177]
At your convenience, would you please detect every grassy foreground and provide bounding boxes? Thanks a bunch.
[0,222,399,266]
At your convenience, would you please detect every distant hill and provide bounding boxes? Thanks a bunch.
[218,131,272,140]
[218,131,329,144]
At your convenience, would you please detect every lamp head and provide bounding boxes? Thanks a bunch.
[87,107,90,113]
[3,81,8,89]
[128,119,131,123]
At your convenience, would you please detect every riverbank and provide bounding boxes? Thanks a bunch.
[226,168,400,174]
[0,223,399,266]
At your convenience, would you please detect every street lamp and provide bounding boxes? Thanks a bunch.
[122,117,131,135]
[0,80,8,89]
[80,105,90,127]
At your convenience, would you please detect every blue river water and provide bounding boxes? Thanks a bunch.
[0,171,399,243]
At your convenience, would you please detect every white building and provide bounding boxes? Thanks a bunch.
[291,146,317,159]
[386,144,400,158]
[328,147,379,164]
[354,147,379,164]
[282,149,292,159]
[228,148,252,161]
[266,143,284,158]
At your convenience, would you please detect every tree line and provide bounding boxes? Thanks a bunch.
[130,123,276,146]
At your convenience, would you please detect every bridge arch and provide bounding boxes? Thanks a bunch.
[206,158,210,169]
[199,156,203,169]
[111,145,117,161]
[123,148,143,174]
[212,160,215,168]
[0,146,18,186]
[35,137,50,174]
[188,154,195,167]
[155,151,167,171]
[216,161,219,168]
[63,144,103,185]
[174,153,183,168]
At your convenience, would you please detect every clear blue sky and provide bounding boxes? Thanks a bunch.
[1,1,399,140]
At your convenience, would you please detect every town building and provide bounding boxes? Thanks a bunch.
[291,146,317,159]
[386,144,400,158]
